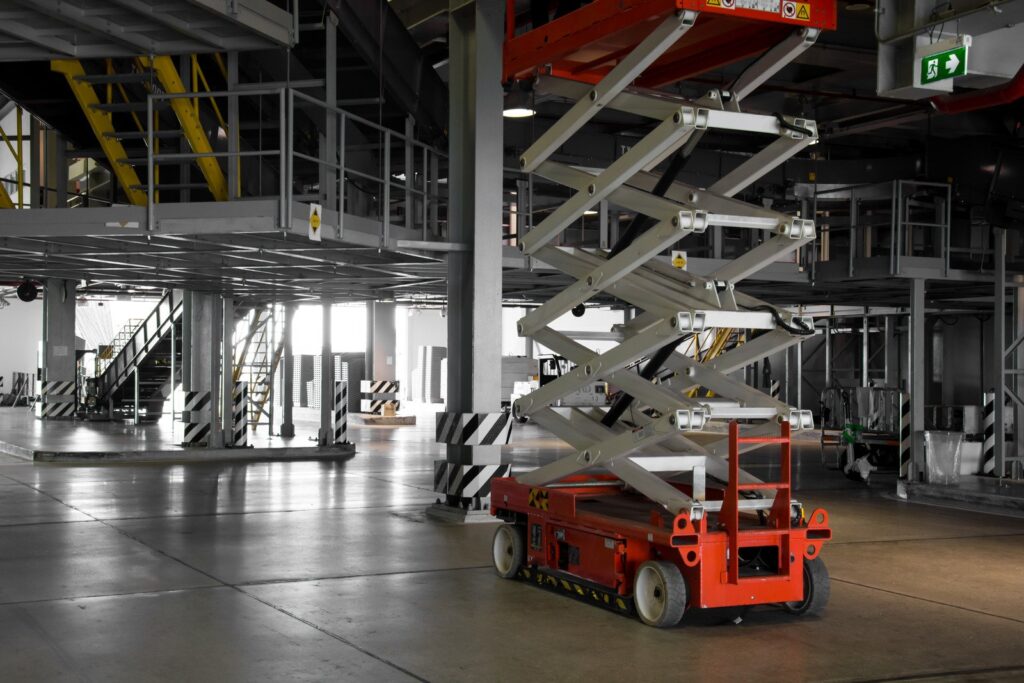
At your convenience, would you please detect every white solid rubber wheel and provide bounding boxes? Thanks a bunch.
[492,524,525,579]
[634,560,687,628]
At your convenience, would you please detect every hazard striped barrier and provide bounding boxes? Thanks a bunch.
[40,380,76,419]
[433,461,511,499]
[769,379,780,400]
[435,412,513,446]
[232,382,248,447]
[983,391,996,475]
[360,379,398,414]
[334,381,348,444]
[183,390,211,446]
[900,392,911,479]
[361,380,398,395]
[361,398,401,414]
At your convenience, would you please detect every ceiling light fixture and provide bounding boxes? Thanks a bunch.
[503,87,536,118]
[503,107,536,118]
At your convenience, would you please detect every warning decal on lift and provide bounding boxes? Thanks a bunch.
[735,0,780,12]
[527,488,549,510]
[782,1,811,20]
[519,567,634,616]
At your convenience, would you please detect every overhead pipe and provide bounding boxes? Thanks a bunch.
[931,62,1024,114]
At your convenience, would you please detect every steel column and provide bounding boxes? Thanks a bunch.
[824,309,832,387]
[1015,287,1024,477]
[861,309,870,387]
[318,299,333,446]
[189,292,222,447]
[884,315,897,387]
[372,301,397,381]
[221,297,234,443]
[42,279,76,382]
[910,279,926,481]
[444,0,504,468]
[280,302,296,437]
[994,229,1007,477]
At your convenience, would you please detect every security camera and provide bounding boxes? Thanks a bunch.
[16,281,37,303]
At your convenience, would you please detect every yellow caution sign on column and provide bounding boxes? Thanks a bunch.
[309,203,322,242]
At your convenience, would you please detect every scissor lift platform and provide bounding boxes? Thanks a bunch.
[504,0,837,85]
[493,0,837,627]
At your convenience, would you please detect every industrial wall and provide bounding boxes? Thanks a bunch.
[0,299,42,390]
[790,314,994,414]
[401,308,447,402]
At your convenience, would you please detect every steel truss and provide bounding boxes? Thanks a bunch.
[511,14,821,522]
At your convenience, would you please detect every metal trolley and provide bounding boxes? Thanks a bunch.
[490,0,837,627]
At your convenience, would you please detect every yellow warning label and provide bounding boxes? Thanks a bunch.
[308,203,323,242]
[527,488,549,510]
[795,2,810,20]
[706,0,720,5]
[671,250,687,270]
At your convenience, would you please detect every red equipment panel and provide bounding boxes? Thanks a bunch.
[504,0,838,85]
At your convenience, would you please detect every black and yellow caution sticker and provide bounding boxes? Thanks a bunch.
[527,488,549,510]
[518,567,633,616]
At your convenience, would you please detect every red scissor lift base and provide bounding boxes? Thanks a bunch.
[491,423,832,623]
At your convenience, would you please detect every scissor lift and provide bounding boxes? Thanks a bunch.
[491,0,837,627]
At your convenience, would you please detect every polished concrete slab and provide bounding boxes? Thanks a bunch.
[1,415,1023,681]
[0,406,354,462]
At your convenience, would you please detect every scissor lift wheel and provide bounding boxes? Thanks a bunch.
[783,556,830,616]
[634,560,688,628]
[492,523,525,579]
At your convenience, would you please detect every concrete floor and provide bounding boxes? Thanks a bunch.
[2,414,1024,682]
[0,406,349,458]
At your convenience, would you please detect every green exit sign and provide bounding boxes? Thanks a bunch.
[920,44,968,85]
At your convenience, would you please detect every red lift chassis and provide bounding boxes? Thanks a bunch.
[491,422,832,627]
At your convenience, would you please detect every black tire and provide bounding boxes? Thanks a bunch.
[784,556,830,616]
[491,524,525,579]
[633,560,687,628]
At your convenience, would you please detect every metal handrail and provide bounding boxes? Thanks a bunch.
[96,290,183,399]
[146,87,287,230]
[287,89,449,244]
[141,86,455,244]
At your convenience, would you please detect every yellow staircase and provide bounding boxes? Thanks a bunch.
[51,55,228,205]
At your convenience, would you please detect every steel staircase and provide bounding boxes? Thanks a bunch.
[94,290,184,421]
[51,55,228,205]
[509,15,823,522]
[233,308,283,431]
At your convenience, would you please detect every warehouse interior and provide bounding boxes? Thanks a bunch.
[1,0,1024,680]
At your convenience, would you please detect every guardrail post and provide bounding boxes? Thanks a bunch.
[286,88,294,231]
[147,94,154,230]
[279,88,287,229]
[382,130,391,248]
